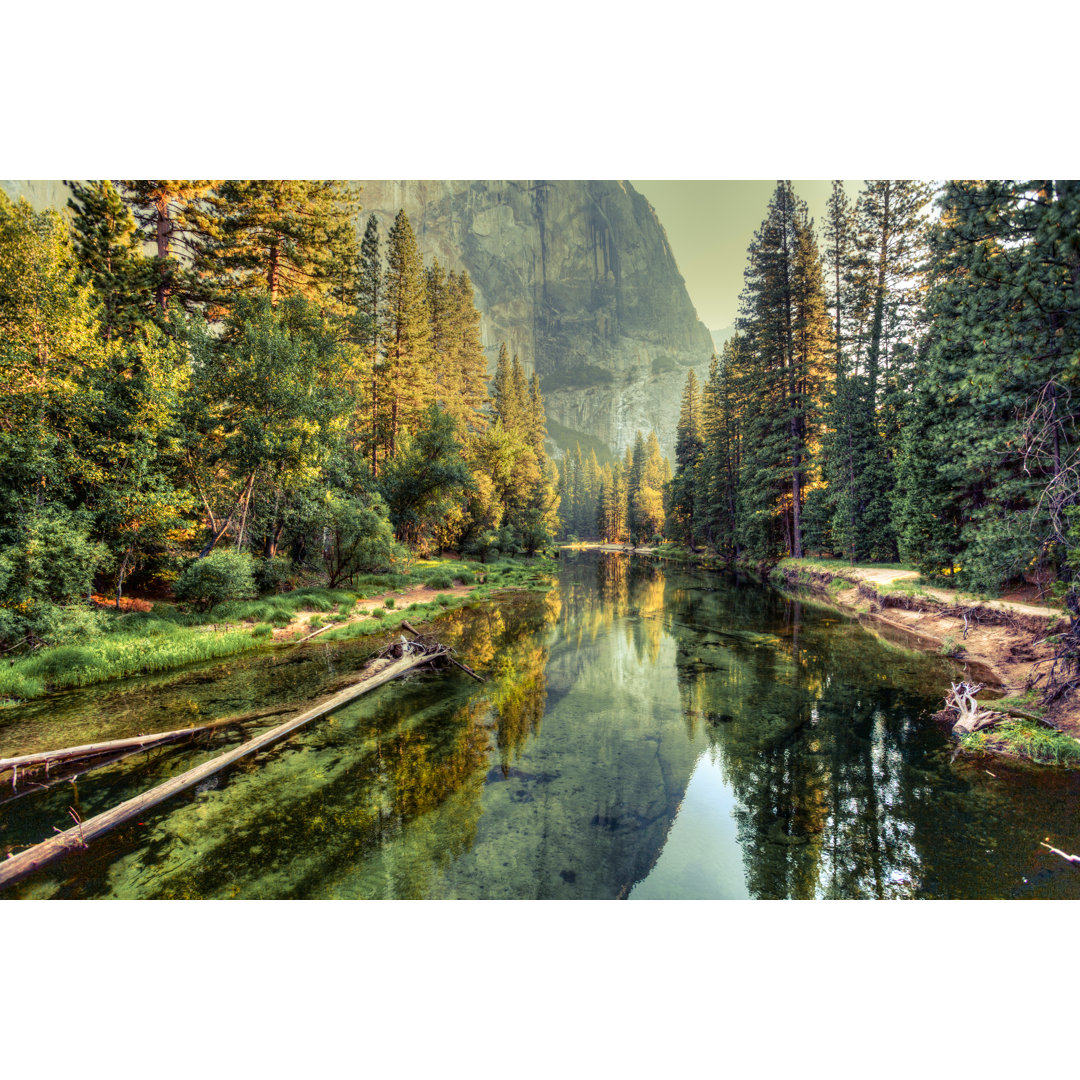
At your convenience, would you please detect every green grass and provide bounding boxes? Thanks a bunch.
[961,720,1080,767]
[985,689,1046,718]
[252,622,273,638]
[0,625,262,704]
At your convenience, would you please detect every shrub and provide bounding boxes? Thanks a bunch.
[252,622,273,638]
[425,572,454,590]
[384,597,396,609]
[174,550,257,612]
[254,554,293,594]
[370,607,386,619]
[436,594,453,607]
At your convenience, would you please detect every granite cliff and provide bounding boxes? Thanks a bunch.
[352,181,714,462]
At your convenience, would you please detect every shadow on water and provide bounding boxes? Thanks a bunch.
[3,552,1079,899]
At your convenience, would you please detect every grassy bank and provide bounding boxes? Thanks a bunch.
[0,555,556,706]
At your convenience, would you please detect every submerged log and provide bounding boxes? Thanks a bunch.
[0,711,287,780]
[0,648,444,892]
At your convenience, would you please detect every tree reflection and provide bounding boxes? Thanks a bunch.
[665,569,953,898]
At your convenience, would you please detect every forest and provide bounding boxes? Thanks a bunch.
[650,182,1080,606]
[0,181,560,656]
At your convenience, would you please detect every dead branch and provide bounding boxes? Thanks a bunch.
[1040,841,1080,867]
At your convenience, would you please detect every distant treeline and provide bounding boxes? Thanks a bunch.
[0,181,558,650]
[666,180,1080,598]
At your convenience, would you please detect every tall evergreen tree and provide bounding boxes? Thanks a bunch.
[357,214,384,476]
[65,180,150,342]
[383,210,433,456]
[203,180,360,313]
[735,182,832,560]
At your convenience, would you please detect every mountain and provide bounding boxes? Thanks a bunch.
[352,181,714,462]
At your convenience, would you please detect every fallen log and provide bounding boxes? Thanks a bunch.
[400,620,485,682]
[0,706,294,781]
[0,648,443,892]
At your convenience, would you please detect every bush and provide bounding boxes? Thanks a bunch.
[436,594,453,607]
[384,597,396,609]
[254,554,293,594]
[252,622,273,637]
[370,607,386,618]
[174,550,257,612]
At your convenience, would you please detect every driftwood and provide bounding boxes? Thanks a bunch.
[946,682,998,735]
[0,712,280,781]
[401,620,485,681]
[0,647,445,892]
[1040,841,1080,867]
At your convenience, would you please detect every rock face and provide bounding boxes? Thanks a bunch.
[353,181,714,462]
[1,178,715,461]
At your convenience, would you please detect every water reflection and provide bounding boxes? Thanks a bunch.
[4,552,1080,899]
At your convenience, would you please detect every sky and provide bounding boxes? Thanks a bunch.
[631,180,861,332]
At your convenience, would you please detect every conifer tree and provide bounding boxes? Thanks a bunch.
[670,368,704,544]
[65,180,149,342]
[735,182,832,560]
[384,210,433,456]
[119,180,213,315]
[357,214,384,476]
[203,180,360,313]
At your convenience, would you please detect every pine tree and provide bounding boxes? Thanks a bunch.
[670,368,704,544]
[203,180,360,313]
[357,214,384,476]
[895,181,1080,594]
[65,180,150,342]
[384,210,433,456]
[735,182,832,560]
[119,180,213,315]
[448,271,489,434]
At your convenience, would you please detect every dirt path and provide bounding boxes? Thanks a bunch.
[843,567,1062,619]
[784,566,1078,738]
[275,583,477,642]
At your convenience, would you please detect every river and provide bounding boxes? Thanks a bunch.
[3,550,1079,899]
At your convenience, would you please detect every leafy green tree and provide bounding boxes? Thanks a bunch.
[174,548,256,611]
[184,296,351,556]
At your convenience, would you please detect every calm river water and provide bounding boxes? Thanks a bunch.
[3,551,1079,899]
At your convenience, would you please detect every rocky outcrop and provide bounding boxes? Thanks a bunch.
[353,181,714,461]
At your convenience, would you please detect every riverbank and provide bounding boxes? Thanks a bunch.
[567,542,1080,764]
[0,556,556,707]
[768,560,1080,764]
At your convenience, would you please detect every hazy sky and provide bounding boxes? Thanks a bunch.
[631,180,860,331]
